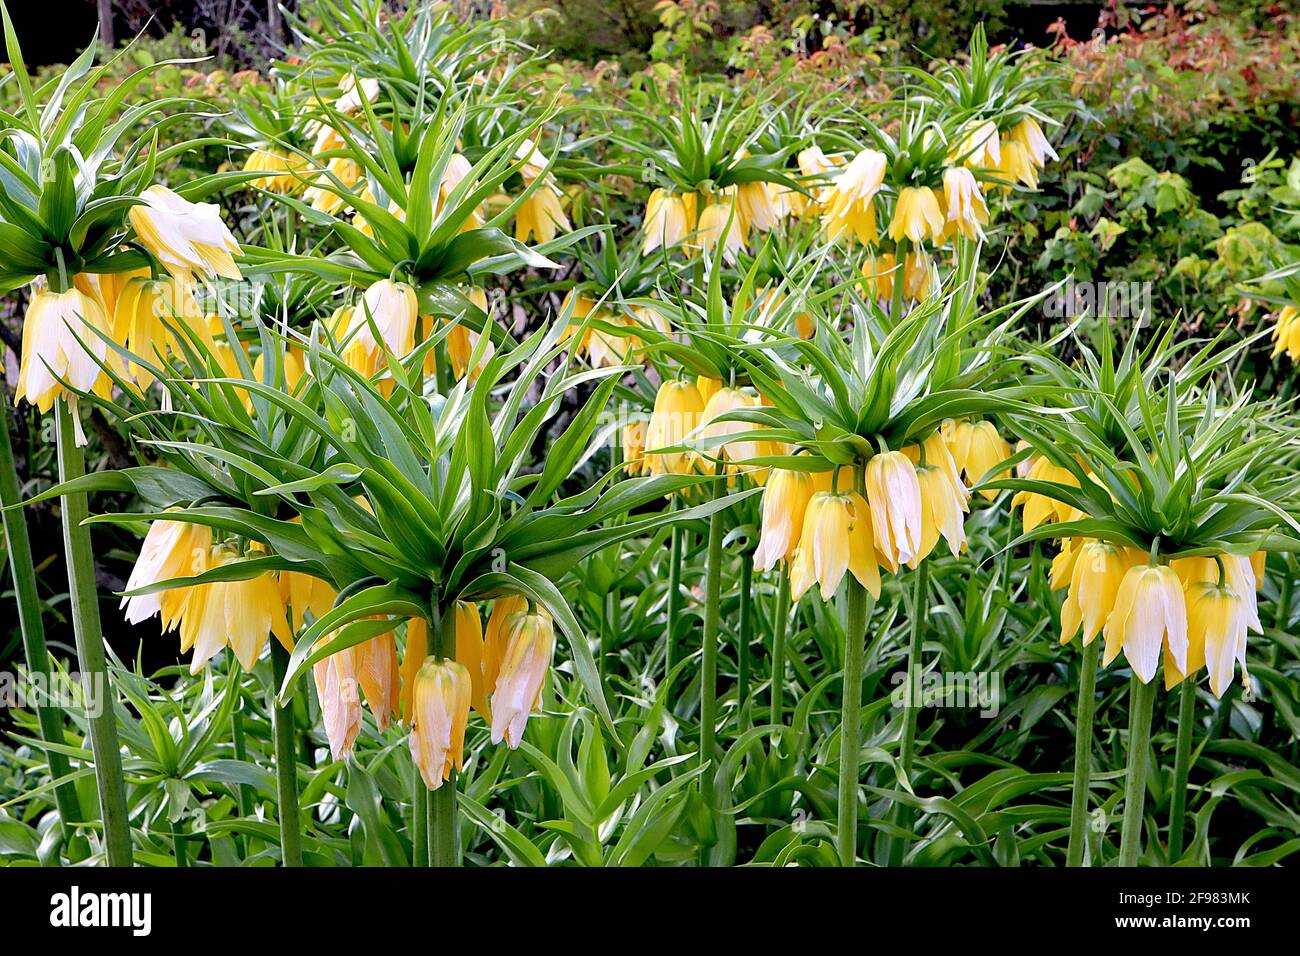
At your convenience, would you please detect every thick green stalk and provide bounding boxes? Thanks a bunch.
[229,690,252,854]
[428,773,458,867]
[427,607,459,867]
[1066,639,1100,866]
[435,336,453,396]
[0,399,83,835]
[736,551,753,715]
[698,496,725,863]
[665,508,683,679]
[769,566,790,728]
[601,442,624,680]
[887,560,929,866]
[411,780,429,867]
[171,822,187,867]
[230,697,252,816]
[600,588,617,680]
[1167,679,1197,861]
[837,577,872,867]
[890,237,909,321]
[270,640,303,866]
[1118,676,1158,866]
[55,402,132,866]
[699,507,724,749]
[898,560,929,776]
[700,510,724,769]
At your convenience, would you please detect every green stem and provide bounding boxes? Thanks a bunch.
[698,495,725,863]
[0,399,83,836]
[435,335,453,396]
[700,511,724,769]
[411,778,429,867]
[736,550,753,718]
[55,402,132,866]
[427,606,459,867]
[428,772,458,867]
[890,237,909,321]
[1168,679,1197,861]
[1066,639,1100,866]
[229,688,252,854]
[899,560,929,777]
[601,441,623,680]
[666,508,683,680]
[171,822,187,867]
[270,639,303,867]
[887,559,928,867]
[769,565,791,728]
[601,588,617,680]
[1118,676,1157,866]
[837,576,872,867]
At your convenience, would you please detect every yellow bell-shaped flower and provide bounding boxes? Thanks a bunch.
[865,451,924,574]
[754,468,823,572]
[1269,305,1300,362]
[278,569,335,634]
[1012,455,1078,532]
[622,419,650,476]
[996,139,1039,191]
[887,186,945,245]
[449,600,492,721]
[789,490,880,602]
[940,166,989,242]
[1009,117,1058,169]
[940,418,1011,500]
[490,607,555,748]
[305,155,362,214]
[243,146,308,194]
[903,248,938,301]
[335,279,418,380]
[645,379,704,476]
[128,184,243,281]
[483,595,531,692]
[1179,583,1251,697]
[177,546,291,675]
[860,251,895,302]
[1060,541,1131,646]
[113,276,206,388]
[822,148,886,244]
[313,622,399,757]
[790,145,840,218]
[1103,564,1188,684]
[121,516,212,626]
[906,433,969,564]
[515,181,570,244]
[643,188,697,255]
[16,287,119,416]
[694,196,745,263]
[408,658,472,790]
[735,180,782,236]
[698,386,764,478]
[949,120,1001,169]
